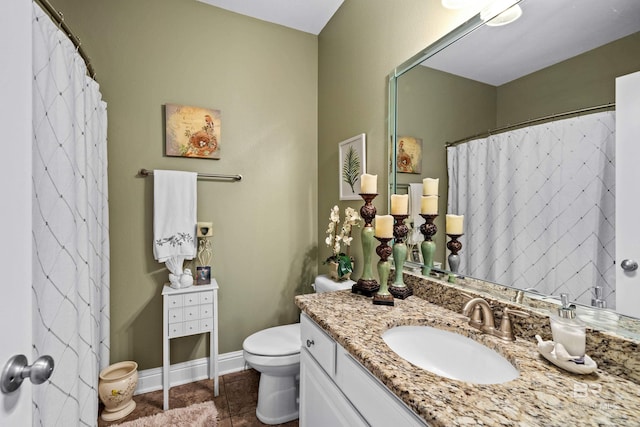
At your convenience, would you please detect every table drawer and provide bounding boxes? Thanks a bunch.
[184,320,200,335]
[168,322,184,338]
[300,313,336,377]
[199,291,213,304]
[200,318,214,331]
[200,304,213,319]
[168,308,183,324]
[184,293,200,306]
[167,294,183,308]
[183,306,199,321]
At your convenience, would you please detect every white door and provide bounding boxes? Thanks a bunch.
[615,71,640,318]
[0,0,33,424]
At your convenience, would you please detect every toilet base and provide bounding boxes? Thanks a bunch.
[255,373,299,424]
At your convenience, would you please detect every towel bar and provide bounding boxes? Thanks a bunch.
[138,168,242,182]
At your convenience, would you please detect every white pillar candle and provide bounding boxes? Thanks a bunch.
[422,178,439,196]
[374,215,394,238]
[390,194,409,215]
[446,214,464,235]
[361,174,377,194]
[421,195,438,215]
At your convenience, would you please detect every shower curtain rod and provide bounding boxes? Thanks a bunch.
[445,102,615,148]
[34,0,96,78]
[138,168,243,182]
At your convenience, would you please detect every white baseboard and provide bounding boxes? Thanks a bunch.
[135,350,248,395]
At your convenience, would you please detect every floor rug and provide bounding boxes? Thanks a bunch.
[114,402,217,427]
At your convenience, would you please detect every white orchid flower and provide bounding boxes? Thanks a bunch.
[330,206,340,223]
[326,205,362,259]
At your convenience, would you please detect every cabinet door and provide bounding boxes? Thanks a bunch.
[300,313,336,376]
[336,347,426,426]
[300,350,367,427]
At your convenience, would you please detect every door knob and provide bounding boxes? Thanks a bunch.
[1,354,54,393]
[621,259,638,272]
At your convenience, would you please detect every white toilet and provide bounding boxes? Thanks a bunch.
[242,275,354,424]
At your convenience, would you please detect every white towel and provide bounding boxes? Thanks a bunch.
[408,183,425,245]
[153,170,197,272]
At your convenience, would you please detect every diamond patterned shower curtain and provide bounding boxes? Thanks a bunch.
[32,3,109,425]
[447,111,615,308]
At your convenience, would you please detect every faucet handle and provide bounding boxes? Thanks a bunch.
[503,307,530,318]
[460,292,484,327]
[497,307,530,341]
[460,291,473,301]
[469,304,484,328]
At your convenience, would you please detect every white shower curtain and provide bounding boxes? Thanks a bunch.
[447,111,615,307]
[32,3,109,425]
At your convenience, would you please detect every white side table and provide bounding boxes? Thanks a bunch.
[162,280,219,410]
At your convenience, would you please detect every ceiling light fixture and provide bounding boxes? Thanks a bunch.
[480,0,522,26]
[440,0,523,26]
[484,4,523,26]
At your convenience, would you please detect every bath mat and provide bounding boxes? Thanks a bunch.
[113,401,217,427]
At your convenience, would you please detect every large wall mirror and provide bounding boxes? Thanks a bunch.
[388,0,640,335]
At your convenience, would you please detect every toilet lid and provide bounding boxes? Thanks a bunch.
[243,323,301,356]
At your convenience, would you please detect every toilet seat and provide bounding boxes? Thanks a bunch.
[243,323,300,357]
[243,351,300,369]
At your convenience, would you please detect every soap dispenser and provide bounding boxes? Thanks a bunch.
[550,293,586,357]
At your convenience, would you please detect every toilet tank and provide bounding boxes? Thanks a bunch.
[313,274,354,293]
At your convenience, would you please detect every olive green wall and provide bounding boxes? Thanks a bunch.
[49,0,318,370]
[317,0,477,277]
[396,67,496,264]
[498,32,640,125]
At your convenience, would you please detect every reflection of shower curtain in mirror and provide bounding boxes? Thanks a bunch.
[447,111,615,308]
[32,3,109,425]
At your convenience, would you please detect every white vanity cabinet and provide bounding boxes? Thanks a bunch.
[300,313,426,427]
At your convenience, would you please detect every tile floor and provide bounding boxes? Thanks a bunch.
[98,369,299,427]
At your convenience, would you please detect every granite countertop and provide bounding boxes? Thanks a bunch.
[295,290,640,426]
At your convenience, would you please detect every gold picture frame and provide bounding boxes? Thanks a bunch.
[165,103,221,159]
[396,136,422,174]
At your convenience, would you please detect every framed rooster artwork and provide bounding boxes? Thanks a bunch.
[165,104,221,159]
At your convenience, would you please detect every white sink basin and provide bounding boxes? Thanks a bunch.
[382,325,519,384]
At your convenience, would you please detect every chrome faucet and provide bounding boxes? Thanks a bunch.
[462,297,529,341]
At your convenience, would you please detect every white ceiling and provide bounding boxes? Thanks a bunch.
[196,0,344,35]
[195,0,640,84]
[426,0,640,86]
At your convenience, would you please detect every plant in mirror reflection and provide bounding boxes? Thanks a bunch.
[324,205,362,277]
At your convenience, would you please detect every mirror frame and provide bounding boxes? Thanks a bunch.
[386,3,640,339]
[389,12,488,197]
